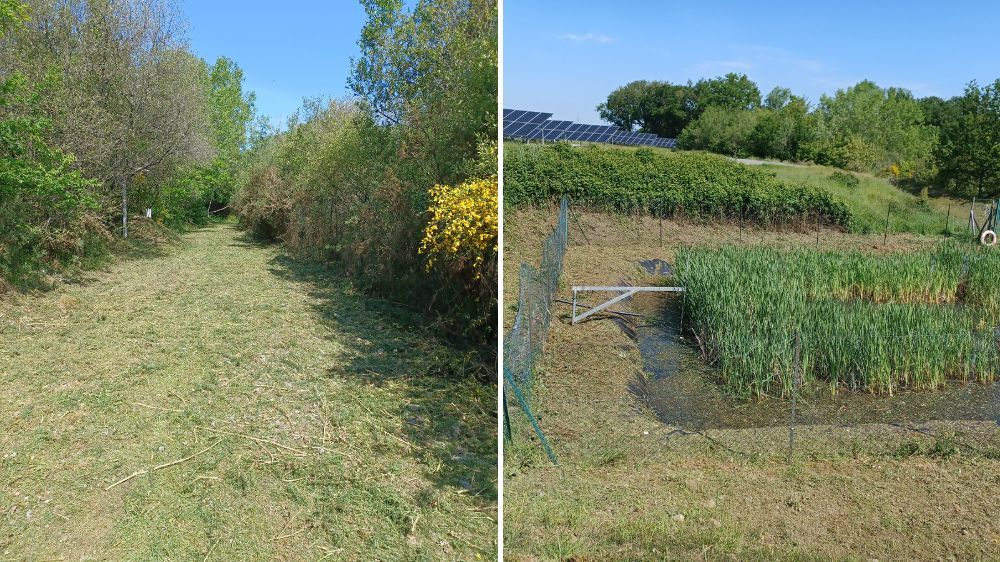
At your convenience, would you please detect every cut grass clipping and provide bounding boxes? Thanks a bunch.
[676,243,1000,397]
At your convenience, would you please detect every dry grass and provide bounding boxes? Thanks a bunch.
[0,223,496,560]
[503,206,1000,560]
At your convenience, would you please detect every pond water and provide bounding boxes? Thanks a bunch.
[628,290,1000,431]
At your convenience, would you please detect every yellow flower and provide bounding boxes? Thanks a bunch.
[420,177,498,279]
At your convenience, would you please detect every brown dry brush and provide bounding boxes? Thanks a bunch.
[232,104,496,373]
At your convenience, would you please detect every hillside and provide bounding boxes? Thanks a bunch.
[505,142,960,236]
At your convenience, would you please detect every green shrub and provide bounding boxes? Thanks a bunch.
[504,142,853,228]
[828,171,860,189]
[0,70,108,290]
[233,102,496,351]
[677,106,757,157]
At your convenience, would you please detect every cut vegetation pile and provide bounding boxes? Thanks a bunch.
[504,142,852,228]
[676,243,1000,397]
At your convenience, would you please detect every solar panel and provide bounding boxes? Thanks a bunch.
[505,108,681,150]
[520,121,545,140]
[505,109,526,122]
[565,123,586,141]
[594,126,618,143]
[506,121,539,137]
[502,110,554,140]
[527,112,549,124]
[541,120,574,141]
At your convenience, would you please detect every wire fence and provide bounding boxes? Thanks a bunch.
[504,196,998,465]
[503,196,568,464]
[780,329,1000,462]
[564,198,1000,253]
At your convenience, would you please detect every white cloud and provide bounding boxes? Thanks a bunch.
[734,44,825,73]
[559,32,614,44]
[695,59,755,74]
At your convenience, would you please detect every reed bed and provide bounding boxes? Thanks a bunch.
[675,243,1000,397]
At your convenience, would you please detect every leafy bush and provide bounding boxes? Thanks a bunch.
[0,71,108,290]
[234,101,497,350]
[420,176,498,335]
[677,106,757,156]
[504,142,853,228]
[828,171,860,189]
[421,177,498,276]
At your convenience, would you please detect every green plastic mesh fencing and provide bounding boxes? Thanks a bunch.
[503,197,569,463]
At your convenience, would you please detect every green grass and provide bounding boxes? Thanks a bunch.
[0,224,496,560]
[763,163,955,235]
[676,243,1000,397]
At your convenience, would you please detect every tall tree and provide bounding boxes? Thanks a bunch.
[937,80,1000,199]
[691,73,762,113]
[764,86,793,109]
[814,80,937,173]
[5,0,212,235]
[597,80,695,137]
[751,96,814,161]
[349,0,497,184]
[208,56,256,170]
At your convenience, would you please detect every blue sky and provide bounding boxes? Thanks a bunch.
[182,1,366,129]
[504,0,1000,124]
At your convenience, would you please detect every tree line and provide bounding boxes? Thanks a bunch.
[598,73,1000,199]
[2,0,499,368]
[1,0,257,290]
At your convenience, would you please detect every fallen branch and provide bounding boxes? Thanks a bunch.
[132,402,183,413]
[106,442,218,491]
[272,526,309,541]
[203,539,219,562]
[196,426,307,456]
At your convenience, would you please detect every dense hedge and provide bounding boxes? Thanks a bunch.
[504,143,853,227]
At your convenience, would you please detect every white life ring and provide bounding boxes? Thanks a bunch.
[982,230,998,246]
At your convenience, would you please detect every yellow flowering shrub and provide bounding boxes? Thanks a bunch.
[420,177,498,277]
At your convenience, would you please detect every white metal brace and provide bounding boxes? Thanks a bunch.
[571,285,685,324]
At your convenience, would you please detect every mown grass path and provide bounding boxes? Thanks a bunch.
[0,224,496,560]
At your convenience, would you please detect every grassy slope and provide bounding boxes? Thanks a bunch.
[503,207,1000,560]
[761,163,961,235]
[535,142,964,235]
[0,224,496,560]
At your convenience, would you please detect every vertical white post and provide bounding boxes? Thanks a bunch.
[572,289,577,325]
[121,179,128,238]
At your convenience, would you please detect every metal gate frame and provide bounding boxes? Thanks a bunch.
[571,285,685,324]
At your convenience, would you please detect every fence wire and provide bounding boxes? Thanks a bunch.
[503,197,568,463]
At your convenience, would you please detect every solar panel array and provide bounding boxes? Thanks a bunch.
[503,109,678,148]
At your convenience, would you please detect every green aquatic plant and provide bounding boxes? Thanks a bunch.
[676,243,1000,397]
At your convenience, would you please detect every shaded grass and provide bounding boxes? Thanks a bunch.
[0,224,496,560]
